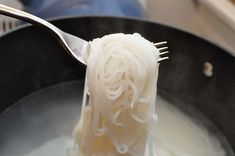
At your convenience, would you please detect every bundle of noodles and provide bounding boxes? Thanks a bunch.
[73,33,160,156]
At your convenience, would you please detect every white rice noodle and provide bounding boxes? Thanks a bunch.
[73,33,160,156]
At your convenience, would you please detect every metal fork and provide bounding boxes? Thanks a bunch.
[0,4,168,65]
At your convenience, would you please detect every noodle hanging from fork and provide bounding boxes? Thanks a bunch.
[73,33,160,156]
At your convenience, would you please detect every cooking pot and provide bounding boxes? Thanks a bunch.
[0,16,234,155]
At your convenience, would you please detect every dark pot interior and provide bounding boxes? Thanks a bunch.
[0,16,235,154]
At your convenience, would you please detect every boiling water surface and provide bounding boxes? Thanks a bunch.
[0,81,233,156]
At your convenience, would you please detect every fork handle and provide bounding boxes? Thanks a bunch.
[0,4,61,36]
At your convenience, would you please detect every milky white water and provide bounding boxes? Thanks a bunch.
[0,81,233,156]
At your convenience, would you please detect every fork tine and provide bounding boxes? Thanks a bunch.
[155,41,169,62]
[154,41,167,47]
[158,47,168,52]
[158,57,169,63]
[159,51,169,56]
